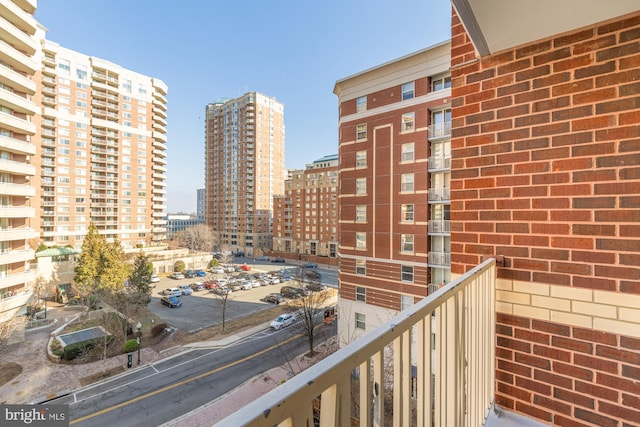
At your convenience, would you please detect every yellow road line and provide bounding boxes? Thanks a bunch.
[70,333,300,425]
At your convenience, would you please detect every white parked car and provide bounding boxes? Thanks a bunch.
[163,287,182,297]
[211,267,225,274]
[270,313,297,330]
[179,284,193,295]
[239,281,252,290]
[150,275,160,283]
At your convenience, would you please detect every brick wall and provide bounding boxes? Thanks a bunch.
[451,10,640,427]
[450,12,640,292]
[497,313,640,426]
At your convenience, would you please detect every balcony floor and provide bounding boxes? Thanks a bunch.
[486,406,547,427]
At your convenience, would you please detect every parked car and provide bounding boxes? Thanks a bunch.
[271,257,285,263]
[306,270,321,280]
[256,255,270,261]
[211,267,225,274]
[239,281,252,290]
[179,284,193,295]
[224,265,235,273]
[160,295,182,308]
[184,270,197,278]
[302,262,318,269]
[270,312,297,330]
[280,286,304,299]
[170,272,185,280]
[213,286,232,295]
[264,293,284,305]
[240,264,251,271]
[204,281,218,290]
[269,277,280,285]
[189,282,205,291]
[150,274,160,283]
[195,270,207,277]
[163,288,182,297]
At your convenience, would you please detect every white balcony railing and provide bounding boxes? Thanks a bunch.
[217,258,496,427]
[427,121,451,140]
[428,220,451,234]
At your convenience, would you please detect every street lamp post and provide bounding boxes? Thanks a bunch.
[136,321,142,365]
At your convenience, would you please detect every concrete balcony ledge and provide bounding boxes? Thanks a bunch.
[486,405,546,427]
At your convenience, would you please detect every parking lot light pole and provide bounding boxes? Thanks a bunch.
[136,321,142,365]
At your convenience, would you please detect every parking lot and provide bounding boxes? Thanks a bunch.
[148,264,299,333]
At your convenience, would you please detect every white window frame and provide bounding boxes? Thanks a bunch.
[356,232,366,250]
[356,286,366,302]
[402,112,415,131]
[356,150,367,168]
[401,265,414,282]
[356,96,367,112]
[402,82,415,100]
[401,143,415,162]
[356,205,366,222]
[356,259,366,275]
[356,124,367,141]
[401,234,414,253]
[356,178,366,195]
[355,313,366,329]
[401,204,414,222]
[401,173,414,193]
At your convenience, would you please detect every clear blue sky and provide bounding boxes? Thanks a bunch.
[35,1,452,213]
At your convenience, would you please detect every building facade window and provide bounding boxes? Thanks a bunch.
[401,143,415,162]
[356,96,367,112]
[401,265,414,282]
[401,234,414,252]
[356,124,367,141]
[356,259,366,275]
[356,150,367,168]
[356,232,366,249]
[356,286,366,302]
[355,313,366,329]
[431,75,452,92]
[356,205,367,222]
[402,112,415,131]
[356,178,366,195]
[402,82,415,100]
[401,173,414,192]
[401,204,414,222]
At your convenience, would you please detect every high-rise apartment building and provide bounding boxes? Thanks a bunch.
[334,42,451,344]
[204,92,285,256]
[273,154,339,259]
[0,0,39,323]
[33,39,168,250]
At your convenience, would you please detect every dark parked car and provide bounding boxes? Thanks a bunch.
[305,270,321,280]
[264,293,284,304]
[271,257,285,263]
[302,262,318,268]
[280,286,307,299]
[184,270,197,278]
[160,295,182,308]
[306,283,327,292]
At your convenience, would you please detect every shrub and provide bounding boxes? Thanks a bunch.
[174,260,185,272]
[122,338,139,353]
[209,258,219,267]
[151,322,168,337]
[63,340,94,360]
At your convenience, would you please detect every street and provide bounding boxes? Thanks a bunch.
[49,318,337,427]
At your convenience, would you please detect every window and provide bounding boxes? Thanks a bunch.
[356,124,367,141]
[356,150,367,168]
[401,173,414,192]
[401,204,414,222]
[401,234,414,252]
[402,112,415,131]
[355,313,366,330]
[356,287,366,302]
[432,75,452,92]
[356,232,366,249]
[401,143,415,162]
[356,259,366,275]
[401,265,414,282]
[356,96,367,112]
[401,295,414,310]
[356,178,366,195]
[356,205,366,222]
[402,82,414,100]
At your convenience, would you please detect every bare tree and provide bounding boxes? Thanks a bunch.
[211,286,232,332]
[288,268,332,356]
[176,224,216,252]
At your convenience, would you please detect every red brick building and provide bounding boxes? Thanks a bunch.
[451,2,640,425]
[335,43,452,344]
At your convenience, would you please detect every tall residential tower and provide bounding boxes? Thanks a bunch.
[204,92,285,256]
[33,40,168,250]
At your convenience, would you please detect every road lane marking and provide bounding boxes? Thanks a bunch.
[70,332,301,425]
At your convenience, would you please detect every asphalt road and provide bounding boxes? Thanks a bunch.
[51,319,337,427]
